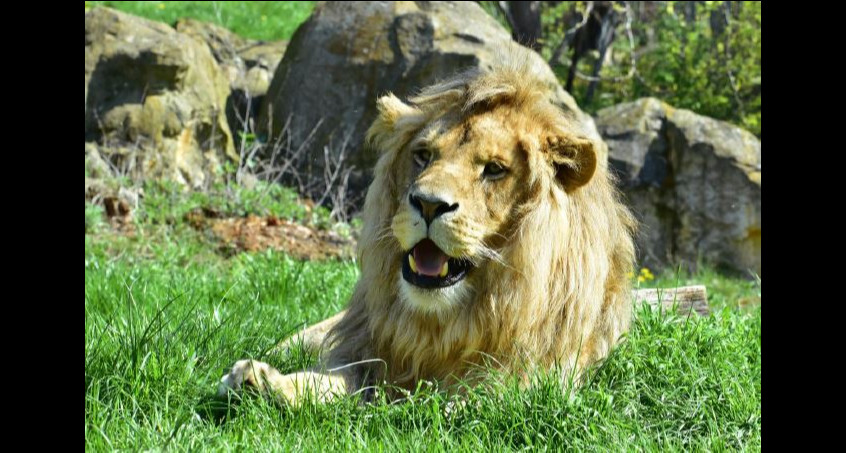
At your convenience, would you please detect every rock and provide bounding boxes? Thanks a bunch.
[596,98,761,275]
[173,18,250,69]
[85,7,236,189]
[85,142,112,179]
[175,19,288,145]
[85,170,143,233]
[84,176,109,202]
[257,1,601,202]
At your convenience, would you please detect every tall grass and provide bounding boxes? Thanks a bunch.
[85,224,760,450]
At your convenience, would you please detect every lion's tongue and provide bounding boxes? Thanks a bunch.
[413,239,449,277]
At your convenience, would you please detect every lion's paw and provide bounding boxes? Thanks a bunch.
[218,359,276,397]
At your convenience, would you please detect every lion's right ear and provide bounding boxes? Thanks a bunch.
[366,94,418,153]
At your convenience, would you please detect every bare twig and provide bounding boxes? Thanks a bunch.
[549,1,595,66]
[569,2,638,84]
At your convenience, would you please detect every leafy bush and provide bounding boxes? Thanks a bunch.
[593,1,760,136]
[489,1,761,136]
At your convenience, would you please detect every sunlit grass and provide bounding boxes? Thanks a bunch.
[86,1,316,41]
[85,220,760,450]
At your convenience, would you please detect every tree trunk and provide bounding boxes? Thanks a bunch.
[498,1,543,52]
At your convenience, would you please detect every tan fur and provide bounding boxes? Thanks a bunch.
[220,50,636,404]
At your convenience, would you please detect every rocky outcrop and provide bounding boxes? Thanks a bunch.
[175,19,287,145]
[596,98,761,275]
[85,7,236,188]
[257,1,601,200]
[83,6,761,275]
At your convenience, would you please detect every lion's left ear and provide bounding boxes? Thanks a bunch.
[545,135,597,193]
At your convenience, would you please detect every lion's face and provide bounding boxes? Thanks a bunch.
[387,103,590,312]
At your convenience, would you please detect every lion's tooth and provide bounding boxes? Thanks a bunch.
[439,261,449,277]
[409,254,418,274]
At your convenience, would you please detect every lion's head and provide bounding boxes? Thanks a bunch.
[329,51,636,391]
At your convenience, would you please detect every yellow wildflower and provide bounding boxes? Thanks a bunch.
[639,267,655,281]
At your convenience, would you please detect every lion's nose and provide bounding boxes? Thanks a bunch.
[409,192,458,225]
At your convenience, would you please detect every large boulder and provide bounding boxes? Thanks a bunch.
[175,19,287,145]
[258,1,601,202]
[85,7,236,188]
[596,98,761,275]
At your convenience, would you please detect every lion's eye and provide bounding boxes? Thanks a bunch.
[413,149,431,168]
[483,162,507,180]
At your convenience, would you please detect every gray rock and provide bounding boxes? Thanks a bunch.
[85,7,236,188]
[257,1,600,201]
[597,98,761,275]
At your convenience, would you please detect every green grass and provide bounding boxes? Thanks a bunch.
[138,178,333,228]
[85,218,760,450]
[86,1,316,41]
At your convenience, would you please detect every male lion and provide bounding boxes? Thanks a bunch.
[219,53,636,406]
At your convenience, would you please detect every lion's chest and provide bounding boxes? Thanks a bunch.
[378,310,490,384]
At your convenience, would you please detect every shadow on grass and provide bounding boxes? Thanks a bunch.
[194,393,242,425]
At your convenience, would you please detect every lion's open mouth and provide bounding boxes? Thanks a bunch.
[402,239,472,288]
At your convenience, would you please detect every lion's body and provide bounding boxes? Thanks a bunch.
[220,50,636,405]
[325,53,636,394]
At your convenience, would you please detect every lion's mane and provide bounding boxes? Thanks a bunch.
[326,52,636,394]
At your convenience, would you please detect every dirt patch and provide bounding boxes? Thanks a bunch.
[101,196,137,235]
[85,176,356,260]
[187,210,355,260]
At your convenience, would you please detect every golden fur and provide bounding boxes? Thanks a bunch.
[220,51,636,405]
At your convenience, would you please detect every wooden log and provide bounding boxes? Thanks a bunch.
[632,285,709,316]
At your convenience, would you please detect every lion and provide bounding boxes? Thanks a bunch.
[219,51,637,406]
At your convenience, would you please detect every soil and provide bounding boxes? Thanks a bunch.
[186,209,355,260]
[86,177,356,261]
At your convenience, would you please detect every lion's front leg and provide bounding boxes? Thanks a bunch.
[273,310,348,356]
[218,359,349,407]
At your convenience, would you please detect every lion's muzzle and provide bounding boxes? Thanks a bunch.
[402,238,473,288]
